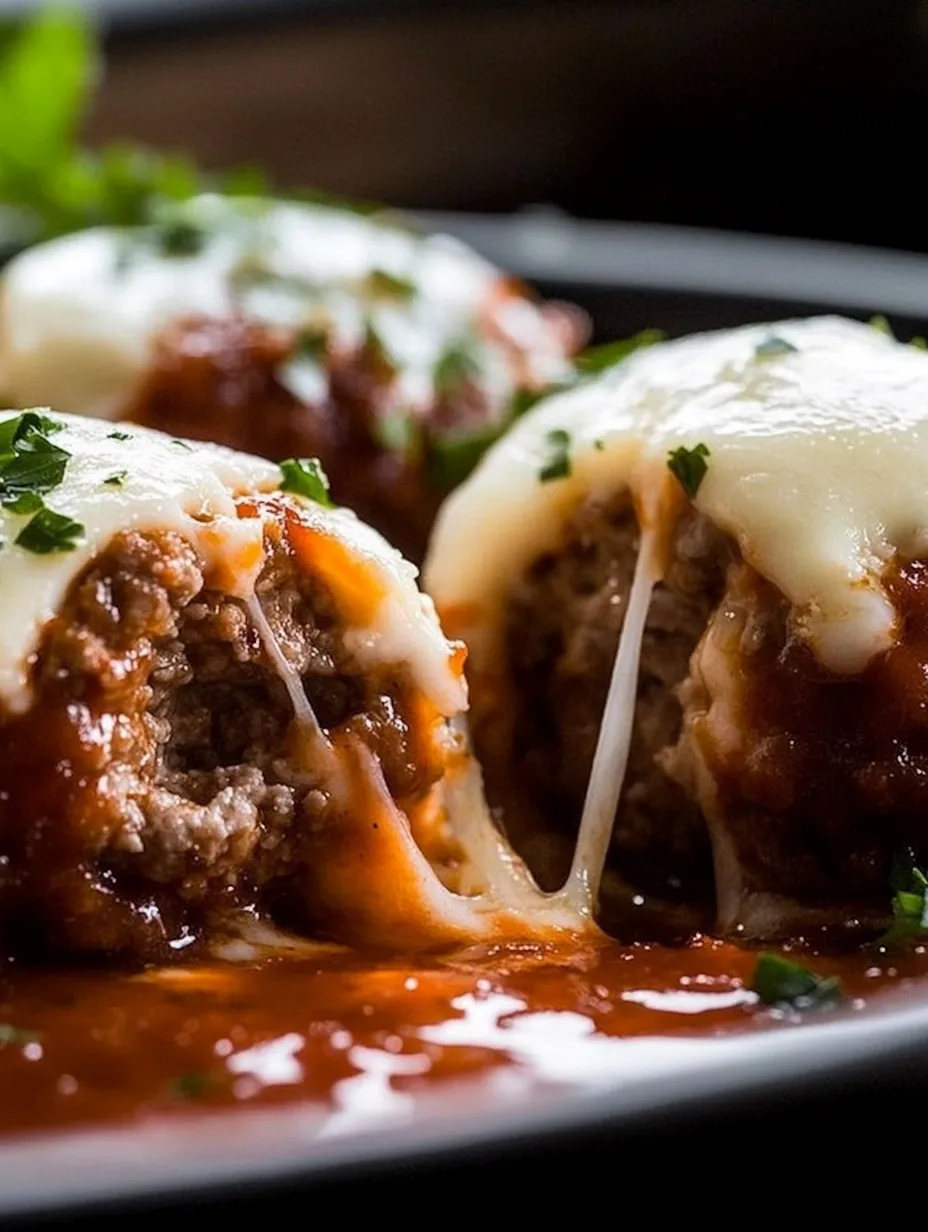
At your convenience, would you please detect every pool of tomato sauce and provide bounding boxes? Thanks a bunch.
[1,936,926,1141]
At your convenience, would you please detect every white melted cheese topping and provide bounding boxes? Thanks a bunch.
[0,410,464,717]
[0,195,569,422]
[426,316,928,677]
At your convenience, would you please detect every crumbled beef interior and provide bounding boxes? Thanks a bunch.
[0,512,442,960]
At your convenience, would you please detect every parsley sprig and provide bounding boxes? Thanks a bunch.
[875,850,928,950]
[667,443,710,498]
[0,411,85,553]
[0,7,267,254]
[750,952,845,1013]
[279,457,332,506]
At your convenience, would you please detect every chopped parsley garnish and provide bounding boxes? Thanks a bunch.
[104,471,127,487]
[754,334,798,359]
[169,1071,218,1101]
[433,341,479,398]
[293,327,328,360]
[0,1023,40,1046]
[0,414,70,506]
[538,428,572,483]
[0,411,84,551]
[279,457,332,506]
[875,850,928,949]
[869,314,894,337]
[4,491,44,515]
[14,506,84,554]
[106,430,132,441]
[365,269,415,301]
[573,328,666,376]
[153,215,207,257]
[374,409,422,458]
[750,952,845,1012]
[594,439,605,451]
[364,322,397,379]
[667,443,710,499]
[0,7,273,252]
[171,438,192,451]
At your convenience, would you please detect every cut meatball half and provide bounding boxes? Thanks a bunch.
[0,195,585,561]
[0,410,584,961]
[426,316,928,942]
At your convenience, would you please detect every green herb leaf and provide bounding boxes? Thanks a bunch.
[876,850,928,949]
[433,341,479,398]
[0,411,71,509]
[106,430,132,441]
[667,443,710,499]
[573,329,666,376]
[169,1071,216,1100]
[374,410,422,458]
[539,428,572,483]
[869,314,894,337]
[364,269,416,301]
[0,1023,40,1046]
[754,334,798,359]
[171,439,192,451]
[15,506,84,554]
[279,457,332,506]
[294,328,328,360]
[3,491,44,515]
[364,322,397,378]
[750,953,845,1012]
[911,336,928,350]
[0,7,96,200]
[153,215,207,257]
[104,471,127,487]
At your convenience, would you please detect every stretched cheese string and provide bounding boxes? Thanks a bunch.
[559,521,661,917]
[244,594,332,761]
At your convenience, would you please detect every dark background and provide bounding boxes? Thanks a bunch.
[78,0,928,252]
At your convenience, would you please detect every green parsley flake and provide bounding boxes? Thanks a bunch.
[279,457,332,506]
[104,471,127,487]
[374,410,422,458]
[667,443,710,499]
[154,216,207,257]
[169,1071,217,1100]
[364,322,397,378]
[433,341,479,398]
[365,269,416,301]
[293,327,328,360]
[15,506,84,554]
[539,428,572,483]
[573,329,666,376]
[171,439,193,451]
[875,851,928,949]
[754,334,798,359]
[0,1024,40,1047]
[107,430,132,441]
[0,411,70,509]
[869,314,894,337]
[750,952,844,1012]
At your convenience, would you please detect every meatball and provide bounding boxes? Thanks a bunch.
[0,196,585,561]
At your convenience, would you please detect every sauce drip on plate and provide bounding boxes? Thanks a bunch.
[0,939,924,1140]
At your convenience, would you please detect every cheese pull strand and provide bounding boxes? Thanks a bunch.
[245,593,330,758]
[559,524,660,916]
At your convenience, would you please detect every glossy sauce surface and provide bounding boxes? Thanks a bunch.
[0,939,925,1141]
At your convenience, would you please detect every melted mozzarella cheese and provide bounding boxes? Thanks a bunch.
[0,195,569,422]
[0,410,464,718]
[426,316,928,677]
